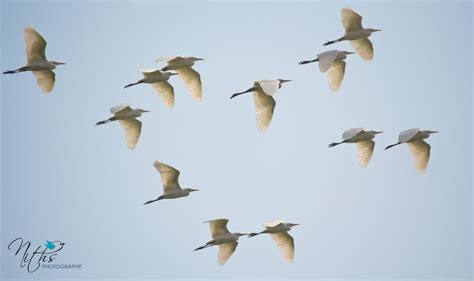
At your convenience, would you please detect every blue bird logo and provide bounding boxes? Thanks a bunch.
[45,240,55,249]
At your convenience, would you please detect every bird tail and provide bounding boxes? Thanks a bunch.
[124,80,143,89]
[299,58,319,65]
[143,196,164,205]
[230,87,255,99]
[328,141,344,148]
[385,142,401,150]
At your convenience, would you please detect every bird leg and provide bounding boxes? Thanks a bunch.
[3,66,29,74]
[384,142,401,150]
[299,58,319,65]
[230,87,255,99]
[124,80,144,88]
[95,117,117,126]
[323,37,344,46]
[143,195,164,205]
[328,141,346,148]
[248,230,269,237]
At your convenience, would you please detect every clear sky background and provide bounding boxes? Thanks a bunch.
[1,1,472,280]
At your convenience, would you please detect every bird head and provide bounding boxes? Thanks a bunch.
[51,61,66,66]
[190,57,204,62]
[368,28,382,33]
[185,188,199,192]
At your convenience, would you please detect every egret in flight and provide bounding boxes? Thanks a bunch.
[328,128,383,167]
[248,221,299,263]
[230,79,291,132]
[385,128,438,175]
[194,219,247,265]
[96,103,149,150]
[324,8,381,61]
[299,50,354,92]
[3,27,65,93]
[143,161,199,205]
[156,56,203,102]
[124,69,177,108]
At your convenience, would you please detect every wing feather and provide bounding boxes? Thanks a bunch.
[351,37,374,61]
[357,140,375,167]
[252,90,276,132]
[271,232,295,263]
[205,219,230,238]
[153,161,181,192]
[317,50,339,73]
[24,27,47,63]
[341,8,363,33]
[152,81,175,108]
[326,60,346,92]
[118,119,142,150]
[407,140,431,175]
[218,242,238,265]
[176,67,202,102]
[32,70,55,93]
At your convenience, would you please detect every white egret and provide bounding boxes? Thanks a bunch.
[96,103,149,150]
[156,56,203,102]
[324,8,381,61]
[328,128,383,167]
[3,26,65,93]
[299,50,355,92]
[385,128,438,175]
[248,221,299,263]
[230,79,291,132]
[143,161,199,205]
[124,69,177,108]
[194,219,247,265]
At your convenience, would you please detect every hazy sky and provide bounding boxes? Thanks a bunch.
[1,1,472,280]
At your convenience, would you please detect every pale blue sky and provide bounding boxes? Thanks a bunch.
[1,1,472,280]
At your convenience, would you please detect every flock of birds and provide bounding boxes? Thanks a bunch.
[3,8,439,265]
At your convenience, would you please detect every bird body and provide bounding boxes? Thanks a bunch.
[231,79,291,131]
[299,50,354,91]
[3,27,65,93]
[385,128,438,174]
[329,128,383,167]
[248,221,299,263]
[194,219,247,265]
[124,69,177,108]
[143,161,198,205]
[157,56,203,102]
[324,8,381,61]
[96,104,149,150]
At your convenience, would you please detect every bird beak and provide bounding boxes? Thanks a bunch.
[190,189,199,192]
[430,130,439,134]
[196,58,204,61]
[374,29,382,32]
[348,52,356,55]
[375,131,383,134]
[143,110,150,113]
[281,79,292,83]
[292,223,300,227]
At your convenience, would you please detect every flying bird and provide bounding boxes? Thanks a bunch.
[324,8,381,61]
[328,128,383,167]
[194,219,247,265]
[3,26,65,93]
[156,56,203,102]
[96,103,149,150]
[230,79,291,132]
[143,161,199,205]
[299,50,354,91]
[124,69,177,108]
[385,128,438,175]
[248,221,299,263]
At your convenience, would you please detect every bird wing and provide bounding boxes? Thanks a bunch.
[341,8,363,33]
[153,161,181,192]
[152,81,175,108]
[140,68,162,78]
[118,119,142,150]
[252,90,276,132]
[264,220,284,228]
[350,37,374,61]
[317,50,339,73]
[24,27,47,63]
[270,232,295,263]
[156,56,180,63]
[205,219,231,238]
[255,80,279,96]
[407,140,431,175]
[176,67,202,102]
[110,103,132,114]
[32,70,55,93]
[357,140,375,168]
[399,128,420,143]
[342,128,364,140]
[326,60,346,92]
[218,242,238,266]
